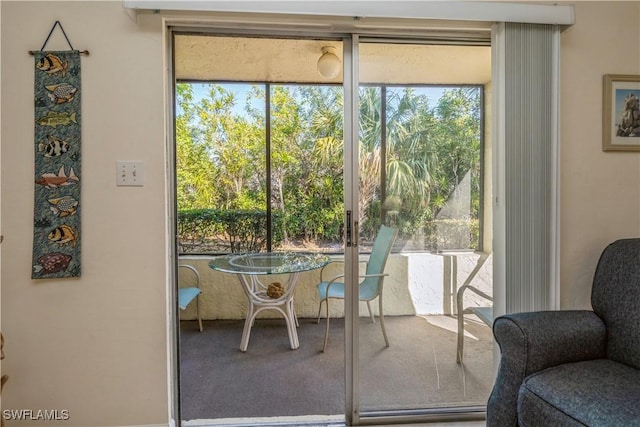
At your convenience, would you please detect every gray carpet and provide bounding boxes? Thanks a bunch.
[179,315,493,422]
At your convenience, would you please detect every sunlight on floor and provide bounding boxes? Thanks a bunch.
[418,314,481,341]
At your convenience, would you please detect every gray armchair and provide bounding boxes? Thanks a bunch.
[488,238,640,427]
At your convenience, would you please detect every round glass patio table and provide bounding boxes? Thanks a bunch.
[209,252,330,351]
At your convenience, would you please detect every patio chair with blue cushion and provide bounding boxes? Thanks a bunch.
[316,225,398,352]
[456,252,492,363]
[178,264,203,332]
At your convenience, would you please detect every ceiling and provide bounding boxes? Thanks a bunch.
[175,35,491,85]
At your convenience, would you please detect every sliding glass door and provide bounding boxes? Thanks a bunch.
[174,34,349,423]
[349,39,494,424]
[173,30,494,426]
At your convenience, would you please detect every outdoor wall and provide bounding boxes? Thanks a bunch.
[0,2,638,427]
[178,253,493,321]
[1,2,168,426]
[559,1,640,309]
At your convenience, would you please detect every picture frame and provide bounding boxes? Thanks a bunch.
[603,74,640,152]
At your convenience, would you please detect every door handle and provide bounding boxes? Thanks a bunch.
[345,211,358,247]
[353,221,359,247]
[346,211,353,247]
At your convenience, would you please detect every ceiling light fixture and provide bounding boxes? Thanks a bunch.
[317,46,341,79]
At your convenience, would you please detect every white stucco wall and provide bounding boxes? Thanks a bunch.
[178,253,493,320]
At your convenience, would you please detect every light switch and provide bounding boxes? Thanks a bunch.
[117,161,144,186]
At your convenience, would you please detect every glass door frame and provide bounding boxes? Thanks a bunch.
[167,25,493,427]
[344,35,489,427]
[342,34,360,426]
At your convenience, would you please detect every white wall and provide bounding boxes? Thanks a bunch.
[0,1,638,426]
[1,2,168,426]
[179,253,492,320]
[559,1,640,309]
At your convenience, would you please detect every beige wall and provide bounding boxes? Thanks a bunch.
[0,1,638,426]
[1,2,168,426]
[559,1,640,309]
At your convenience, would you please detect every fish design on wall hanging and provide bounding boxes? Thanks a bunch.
[31,20,88,280]
[47,225,78,247]
[38,135,70,157]
[36,110,77,128]
[36,53,69,77]
[34,252,73,275]
[35,166,79,189]
[47,196,78,218]
[45,83,77,104]
[32,50,82,279]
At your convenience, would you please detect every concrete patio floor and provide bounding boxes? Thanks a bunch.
[179,314,495,425]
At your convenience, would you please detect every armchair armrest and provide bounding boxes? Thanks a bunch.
[487,310,606,427]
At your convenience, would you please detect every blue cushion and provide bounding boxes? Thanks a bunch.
[317,281,345,300]
[317,280,380,301]
[178,287,201,310]
[473,306,493,326]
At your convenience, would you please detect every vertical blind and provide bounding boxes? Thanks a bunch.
[502,22,560,313]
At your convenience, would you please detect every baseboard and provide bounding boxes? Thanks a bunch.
[183,414,345,427]
[118,424,170,427]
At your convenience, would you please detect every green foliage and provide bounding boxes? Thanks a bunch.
[175,82,483,253]
[177,208,224,252]
[423,219,480,251]
[356,86,481,250]
[176,84,218,209]
[178,209,282,253]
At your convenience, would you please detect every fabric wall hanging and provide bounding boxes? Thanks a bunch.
[31,22,88,279]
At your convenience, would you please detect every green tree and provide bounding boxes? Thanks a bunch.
[176,82,481,252]
[175,84,218,210]
[196,84,265,211]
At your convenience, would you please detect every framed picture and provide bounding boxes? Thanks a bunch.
[603,74,640,152]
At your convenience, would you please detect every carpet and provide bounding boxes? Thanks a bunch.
[179,315,493,423]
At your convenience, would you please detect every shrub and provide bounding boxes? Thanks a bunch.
[178,209,282,253]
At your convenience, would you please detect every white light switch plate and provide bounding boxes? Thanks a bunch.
[117,161,144,186]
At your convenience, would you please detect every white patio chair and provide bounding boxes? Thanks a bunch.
[178,264,203,332]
